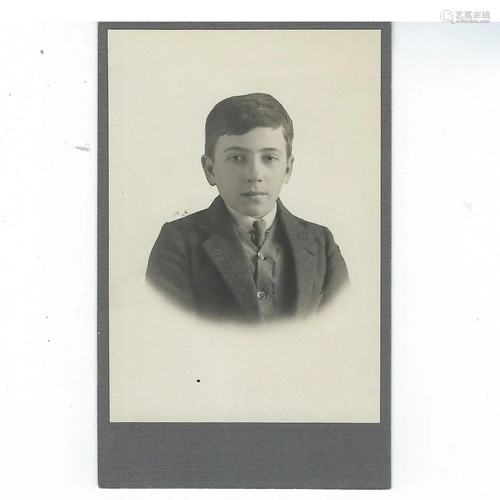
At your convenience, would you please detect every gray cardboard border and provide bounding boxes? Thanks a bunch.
[98,22,391,489]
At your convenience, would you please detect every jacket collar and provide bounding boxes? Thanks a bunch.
[198,196,319,322]
[198,197,264,324]
[276,200,319,318]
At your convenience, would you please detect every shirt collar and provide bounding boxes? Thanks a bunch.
[225,203,278,234]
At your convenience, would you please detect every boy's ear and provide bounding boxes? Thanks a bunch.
[284,155,294,184]
[201,155,217,186]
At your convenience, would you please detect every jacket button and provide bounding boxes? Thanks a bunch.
[257,252,265,260]
[257,291,266,299]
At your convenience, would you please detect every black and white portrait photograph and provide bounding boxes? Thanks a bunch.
[105,26,386,426]
[5,12,500,498]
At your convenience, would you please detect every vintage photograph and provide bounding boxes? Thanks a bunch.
[106,27,383,424]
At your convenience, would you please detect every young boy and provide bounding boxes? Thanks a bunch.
[146,93,349,324]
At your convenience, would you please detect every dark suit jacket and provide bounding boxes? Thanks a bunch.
[146,196,349,324]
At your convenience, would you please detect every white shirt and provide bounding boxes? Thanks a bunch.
[225,203,278,234]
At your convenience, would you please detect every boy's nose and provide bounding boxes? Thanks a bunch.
[245,157,264,182]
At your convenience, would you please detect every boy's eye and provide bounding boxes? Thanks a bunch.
[228,155,244,162]
[263,155,278,162]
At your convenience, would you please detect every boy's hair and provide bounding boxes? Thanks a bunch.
[204,93,294,159]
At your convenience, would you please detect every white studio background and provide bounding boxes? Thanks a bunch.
[1,19,500,500]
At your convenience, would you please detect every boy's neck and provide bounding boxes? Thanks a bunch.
[225,203,278,234]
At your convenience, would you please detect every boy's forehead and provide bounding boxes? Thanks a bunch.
[215,126,287,152]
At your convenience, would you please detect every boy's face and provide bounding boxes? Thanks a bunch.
[202,127,294,219]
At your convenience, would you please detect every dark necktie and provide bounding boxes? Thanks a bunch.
[252,219,267,248]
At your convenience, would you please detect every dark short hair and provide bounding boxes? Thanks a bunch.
[204,93,294,159]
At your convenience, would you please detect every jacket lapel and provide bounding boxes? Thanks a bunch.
[277,200,319,318]
[198,197,264,324]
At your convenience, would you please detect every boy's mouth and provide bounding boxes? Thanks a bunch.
[241,191,267,197]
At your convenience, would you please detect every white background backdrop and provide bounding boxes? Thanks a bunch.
[1,9,500,500]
